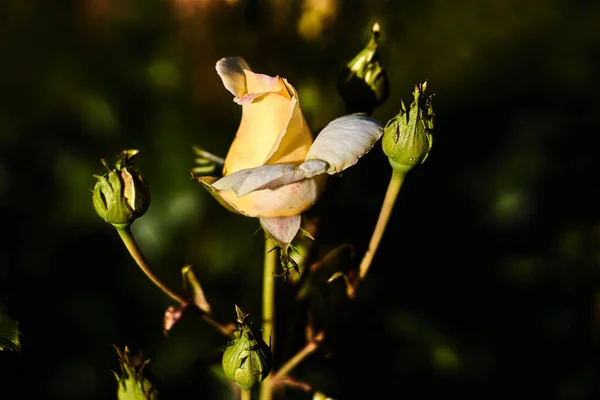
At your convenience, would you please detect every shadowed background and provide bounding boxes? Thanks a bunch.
[1,0,600,399]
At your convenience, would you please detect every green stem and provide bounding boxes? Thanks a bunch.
[260,235,278,400]
[241,388,252,400]
[357,170,406,283]
[116,226,234,338]
[117,226,186,304]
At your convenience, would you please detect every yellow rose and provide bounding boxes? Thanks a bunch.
[196,57,327,218]
[194,57,384,246]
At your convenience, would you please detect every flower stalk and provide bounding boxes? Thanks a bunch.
[241,389,252,400]
[117,226,184,304]
[259,235,278,400]
[116,226,233,337]
[356,170,405,286]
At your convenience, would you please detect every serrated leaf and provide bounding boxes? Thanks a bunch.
[0,305,21,351]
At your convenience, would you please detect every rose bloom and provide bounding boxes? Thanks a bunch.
[195,57,383,245]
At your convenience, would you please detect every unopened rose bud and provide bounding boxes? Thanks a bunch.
[382,82,434,173]
[337,22,389,115]
[113,346,158,400]
[93,149,150,229]
[222,306,272,389]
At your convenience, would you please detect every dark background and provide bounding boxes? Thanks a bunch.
[1,0,600,399]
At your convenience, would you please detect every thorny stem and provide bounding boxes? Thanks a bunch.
[260,235,278,400]
[116,226,233,338]
[356,170,405,286]
[256,171,404,391]
[257,170,404,391]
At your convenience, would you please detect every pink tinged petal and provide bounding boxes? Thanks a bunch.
[215,57,252,99]
[237,164,306,195]
[260,214,301,250]
[234,92,267,105]
[195,166,327,218]
[217,174,327,218]
[244,70,290,97]
[306,114,384,174]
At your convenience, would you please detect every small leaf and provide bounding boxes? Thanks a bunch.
[234,305,247,324]
[181,265,211,314]
[0,305,21,352]
[191,145,224,175]
[327,272,355,298]
[300,227,315,240]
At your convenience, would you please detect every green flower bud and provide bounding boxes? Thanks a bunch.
[222,306,272,390]
[382,82,434,174]
[113,346,158,400]
[93,149,150,229]
[337,22,389,115]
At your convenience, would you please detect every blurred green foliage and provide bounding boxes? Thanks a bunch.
[1,0,600,399]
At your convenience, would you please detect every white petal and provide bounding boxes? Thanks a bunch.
[213,160,329,197]
[215,57,252,99]
[237,164,302,196]
[211,169,253,192]
[305,114,384,174]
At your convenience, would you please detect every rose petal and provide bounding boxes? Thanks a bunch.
[220,175,327,218]
[212,169,254,193]
[213,160,329,197]
[263,81,313,167]
[306,114,384,174]
[260,215,301,250]
[223,82,313,175]
[216,57,252,99]
[244,71,290,99]
[192,175,247,216]
[234,92,267,105]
